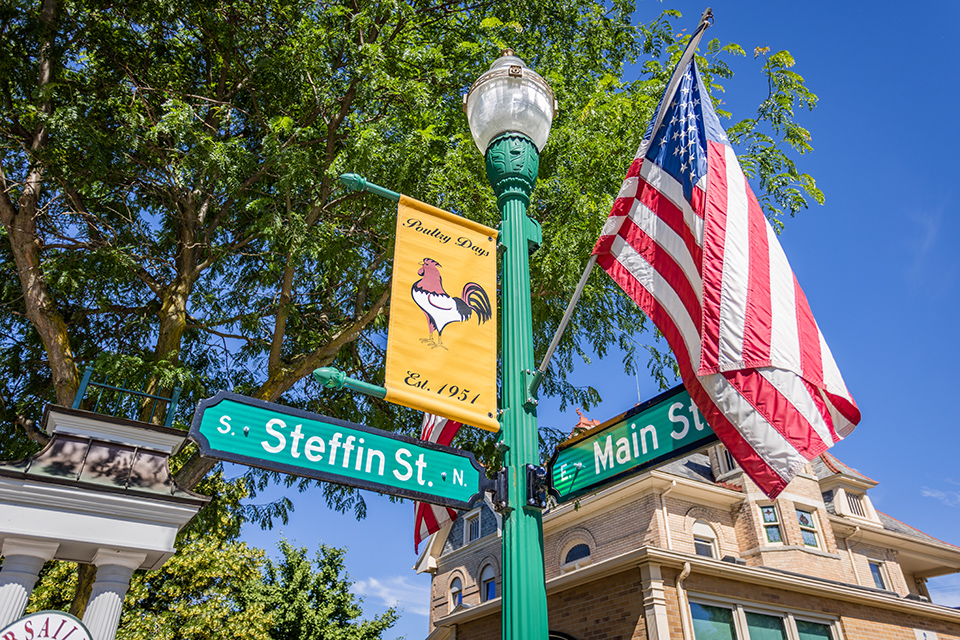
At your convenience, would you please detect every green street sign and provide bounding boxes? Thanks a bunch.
[190,392,490,510]
[548,385,718,503]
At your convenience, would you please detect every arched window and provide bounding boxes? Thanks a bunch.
[449,576,463,611]
[565,544,590,563]
[692,520,718,558]
[480,564,496,601]
[560,542,591,573]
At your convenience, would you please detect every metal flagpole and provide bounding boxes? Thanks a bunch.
[529,8,714,397]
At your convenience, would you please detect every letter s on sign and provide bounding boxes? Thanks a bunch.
[668,402,689,440]
[393,449,413,481]
[218,415,231,434]
[262,419,287,454]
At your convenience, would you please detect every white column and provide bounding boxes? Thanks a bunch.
[639,562,671,640]
[0,539,59,627]
[82,550,146,640]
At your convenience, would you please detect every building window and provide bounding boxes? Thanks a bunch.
[691,602,736,640]
[449,577,462,611]
[689,599,836,640]
[480,564,496,602]
[692,520,718,558]
[760,504,783,544]
[868,560,887,590]
[561,542,591,572]
[744,611,787,640]
[716,445,740,475]
[796,508,820,548]
[846,491,866,517]
[796,620,834,640]
[466,513,481,543]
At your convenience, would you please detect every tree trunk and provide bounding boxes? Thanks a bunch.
[0,0,78,408]
[68,563,97,619]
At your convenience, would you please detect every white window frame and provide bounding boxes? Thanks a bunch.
[845,491,866,518]
[688,593,843,640]
[448,575,463,612]
[759,503,784,545]
[692,520,718,559]
[464,511,481,545]
[835,487,880,523]
[795,506,821,549]
[559,540,592,574]
[715,444,740,476]
[868,559,889,590]
[479,563,497,602]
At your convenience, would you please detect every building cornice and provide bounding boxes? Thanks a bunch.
[42,405,188,454]
[0,477,205,527]
[543,470,742,534]
[433,545,960,628]
[830,514,960,577]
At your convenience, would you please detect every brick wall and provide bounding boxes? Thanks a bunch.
[454,568,647,640]
[543,493,661,580]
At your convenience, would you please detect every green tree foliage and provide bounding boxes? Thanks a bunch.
[2,0,822,623]
[27,471,273,636]
[241,541,398,640]
[27,472,395,639]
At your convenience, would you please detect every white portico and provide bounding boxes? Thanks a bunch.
[0,406,208,639]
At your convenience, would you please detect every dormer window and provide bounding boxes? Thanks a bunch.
[715,445,740,476]
[464,511,481,544]
[846,492,866,518]
[830,486,880,523]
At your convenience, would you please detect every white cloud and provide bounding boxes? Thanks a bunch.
[352,575,432,617]
[921,485,960,508]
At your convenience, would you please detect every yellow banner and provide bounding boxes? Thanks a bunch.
[385,195,499,432]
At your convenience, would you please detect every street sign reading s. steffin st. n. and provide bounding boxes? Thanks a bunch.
[190,392,490,510]
[548,385,719,504]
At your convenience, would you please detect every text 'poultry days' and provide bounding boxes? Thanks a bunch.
[404,218,491,257]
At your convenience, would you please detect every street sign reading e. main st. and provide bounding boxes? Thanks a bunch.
[190,392,490,510]
[548,385,719,504]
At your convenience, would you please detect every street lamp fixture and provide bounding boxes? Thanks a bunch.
[464,49,556,154]
[465,50,554,640]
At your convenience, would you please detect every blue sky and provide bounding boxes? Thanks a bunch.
[241,2,960,638]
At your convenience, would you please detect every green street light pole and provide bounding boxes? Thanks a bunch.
[465,50,556,640]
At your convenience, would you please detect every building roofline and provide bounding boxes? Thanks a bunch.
[432,545,960,628]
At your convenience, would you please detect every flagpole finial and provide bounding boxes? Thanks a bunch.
[699,8,714,30]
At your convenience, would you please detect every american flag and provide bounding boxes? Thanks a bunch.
[414,413,463,552]
[592,58,860,498]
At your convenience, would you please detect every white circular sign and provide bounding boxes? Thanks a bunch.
[0,611,92,640]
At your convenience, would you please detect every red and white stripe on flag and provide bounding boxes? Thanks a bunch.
[414,413,463,552]
[592,59,860,499]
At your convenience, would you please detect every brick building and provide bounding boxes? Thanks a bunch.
[417,412,960,640]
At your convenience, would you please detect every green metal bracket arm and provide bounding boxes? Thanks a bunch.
[528,370,544,400]
[339,173,401,202]
[313,367,387,400]
[523,369,539,409]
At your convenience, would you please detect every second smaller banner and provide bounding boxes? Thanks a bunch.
[385,195,499,432]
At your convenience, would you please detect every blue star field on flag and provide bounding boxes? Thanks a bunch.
[643,62,728,201]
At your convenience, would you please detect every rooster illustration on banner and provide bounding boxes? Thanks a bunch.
[412,258,492,349]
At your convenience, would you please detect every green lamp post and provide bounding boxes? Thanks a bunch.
[464,50,556,640]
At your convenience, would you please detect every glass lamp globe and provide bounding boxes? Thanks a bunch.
[464,50,557,154]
